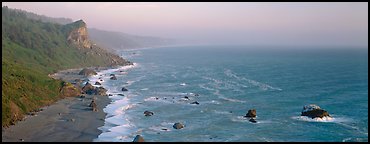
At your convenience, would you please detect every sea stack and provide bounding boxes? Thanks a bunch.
[301,104,331,119]
[244,109,257,118]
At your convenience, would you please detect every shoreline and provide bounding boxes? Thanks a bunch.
[2,68,112,142]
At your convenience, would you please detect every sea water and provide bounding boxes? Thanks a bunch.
[92,46,368,142]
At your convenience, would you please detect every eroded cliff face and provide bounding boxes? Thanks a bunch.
[67,20,92,48]
[65,20,133,67]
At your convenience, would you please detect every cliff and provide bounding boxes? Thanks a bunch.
[66,20,92,48]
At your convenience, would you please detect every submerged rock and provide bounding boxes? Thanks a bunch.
[133,135,145,142]
[301,104,330,119]
[190,101,199,105]
[244,109,257,118]
[173,122,185,129]
[121,87,128,91]
[110,76,117,80]
[144,111,154,116]
[249,118,257,123]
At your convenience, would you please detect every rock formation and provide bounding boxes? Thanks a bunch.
[301,104,330,119]
[121,87,128,91]
[244,109,257,118]
[60,82,81,97]
[173,122,185,129]
[133,135,145,142]
[144,111,154,116]
[66,20,92,48]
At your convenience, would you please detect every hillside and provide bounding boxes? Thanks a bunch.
[2,6,131,127]
[6,7,176,50]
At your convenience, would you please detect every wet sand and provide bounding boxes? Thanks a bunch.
[2,68,111,142]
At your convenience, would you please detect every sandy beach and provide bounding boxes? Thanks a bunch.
[2,68,111,142]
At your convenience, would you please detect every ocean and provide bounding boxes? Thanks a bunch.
[90,46,368,142]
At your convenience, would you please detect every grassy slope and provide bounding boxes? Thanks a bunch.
[1,7,126,126]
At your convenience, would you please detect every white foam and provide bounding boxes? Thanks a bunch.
[291,116,335,122]
[180,83,187,86]
[219,96,246,103]
[224,69,282,91]
[140,88,149,91]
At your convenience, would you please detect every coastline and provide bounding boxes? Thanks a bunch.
[2,68,111,142]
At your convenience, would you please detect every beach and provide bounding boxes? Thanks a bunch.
[2,68,111,142]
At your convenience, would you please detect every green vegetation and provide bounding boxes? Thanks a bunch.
[2,6,129,127]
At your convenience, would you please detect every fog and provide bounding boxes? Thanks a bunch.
[2,2,368,48]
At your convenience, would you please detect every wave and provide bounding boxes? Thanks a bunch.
[224,69,282,91]
[219,96,246,103]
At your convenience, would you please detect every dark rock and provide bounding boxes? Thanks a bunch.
[173,122,185,129]
[190,101,199,105]
[301,104,330,119]
[78,68,97,76]
[161,128,168,131]
[249,118,257,123]
[95,87,108,96]
[194,93,199,96]
[110,76,117,80]
[133,135,145,142]
[80,95,86,98]
[121,87,128,91]
[244,109,257,118]
[108,94,113,96]
[144,111,154,116]
[184,96,189,99]
[89,100,98,112]
[82,82,95,94]
[95,82,101,85]
[100,79,103,81]
[118,94,125,96]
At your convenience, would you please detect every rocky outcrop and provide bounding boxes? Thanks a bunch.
[301,104,330,119]
[89,100,98,112]
[244,109,257,118]
[78,68,97,76]
[133,135,145,142]
[64,20,134,67]
[95,82,101,85]
[81,82,107,96]
[66,20,92,48]
[82,82,95,94]
[95,87,108,96]
[60,82,81,97]
[173,122,185,129]
[144,111,154,116]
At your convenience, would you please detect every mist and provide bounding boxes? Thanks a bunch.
[2,2,368,48]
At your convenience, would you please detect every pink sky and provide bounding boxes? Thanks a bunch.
[2,2,368,47]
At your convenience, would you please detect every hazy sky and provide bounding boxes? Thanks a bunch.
[2,2,368,48]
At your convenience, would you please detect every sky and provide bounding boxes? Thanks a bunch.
[2,2,368,48]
